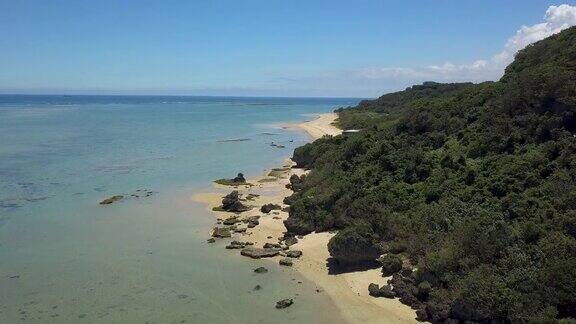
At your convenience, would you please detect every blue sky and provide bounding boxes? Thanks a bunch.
[1,1,575,97]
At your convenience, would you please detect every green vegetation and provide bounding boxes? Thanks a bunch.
[381,254,402,276]
[285,27,576,322]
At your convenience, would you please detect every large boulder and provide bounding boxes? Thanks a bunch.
[368,283,395,298]
[233,173,246,183]
[283,217,315,235]
[240,247,280,259]
[327,225,382,265]
[260,203,281,214]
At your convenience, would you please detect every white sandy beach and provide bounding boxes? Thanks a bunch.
[192,113,418,324]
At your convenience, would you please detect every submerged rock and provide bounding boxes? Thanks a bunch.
[279,258,293,266]
[226,241,247,249]
[240,247,279,259]
[253,266,268,273]
[99,195,124,205]
[275,299,294,309]
[206,238,216,243]
[212,227,231,238]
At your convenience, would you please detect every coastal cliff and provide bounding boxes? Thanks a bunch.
[284,26,576,322]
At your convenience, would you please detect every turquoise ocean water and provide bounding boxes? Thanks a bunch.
[0,95,360,323]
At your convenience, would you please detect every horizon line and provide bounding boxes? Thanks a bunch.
[0,92,369,100]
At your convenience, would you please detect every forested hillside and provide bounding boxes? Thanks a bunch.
[284,26,576,322]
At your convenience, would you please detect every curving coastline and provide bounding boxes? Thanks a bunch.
[192,113,418,323]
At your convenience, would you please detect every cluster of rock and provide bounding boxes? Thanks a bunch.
[245,215,260,228]
[99,189,155,205]
[250,265,295,310]
[269,142,286,149]
[365,255,432,321]
[225,241,254,249]
[220,191,250,213]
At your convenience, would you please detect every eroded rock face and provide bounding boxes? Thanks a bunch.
[240,247,279,259]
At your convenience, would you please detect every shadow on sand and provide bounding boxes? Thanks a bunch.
[326,257,381,275]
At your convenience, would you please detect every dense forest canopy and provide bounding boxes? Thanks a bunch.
[285,26,576,323]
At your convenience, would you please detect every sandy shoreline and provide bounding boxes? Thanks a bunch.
[192,113,417,323]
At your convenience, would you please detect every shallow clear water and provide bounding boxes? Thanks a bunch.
[0,95,360,323]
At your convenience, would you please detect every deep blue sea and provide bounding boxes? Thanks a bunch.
[0,95,360,323]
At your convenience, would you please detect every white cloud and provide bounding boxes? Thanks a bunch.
[271,4,576,97]
[493,4,576,66]
[370,4,576,83]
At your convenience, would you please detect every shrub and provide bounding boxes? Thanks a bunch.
[381,254,403,276]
